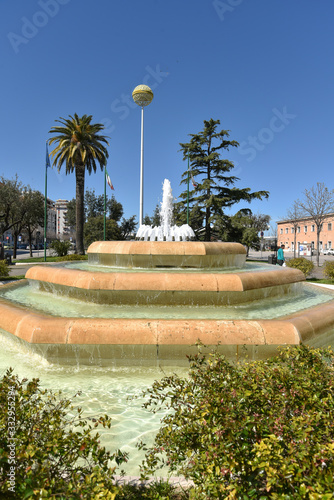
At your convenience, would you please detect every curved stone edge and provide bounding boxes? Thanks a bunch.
[87,241,247,256]
[0,297,301,347]
[25,266,304,293]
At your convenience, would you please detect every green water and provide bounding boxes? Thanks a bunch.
[0,329,184,475]
[1,281,333,319]
[67,261,267,273]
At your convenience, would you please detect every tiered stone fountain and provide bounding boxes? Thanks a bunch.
[0,179,334,366]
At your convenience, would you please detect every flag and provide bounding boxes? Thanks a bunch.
[190,172,198,189]
[46,143,51,169]
[106,168,114,190]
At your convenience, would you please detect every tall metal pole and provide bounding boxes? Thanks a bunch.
[187,150,190,225]
[132,85,153,227]
[44,141,49,263]
[104,165,107,240]
[139,106,144,226]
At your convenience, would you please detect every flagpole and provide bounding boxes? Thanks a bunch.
[104,166,107,241]
[44,141,48,262]
[187,150,190,225]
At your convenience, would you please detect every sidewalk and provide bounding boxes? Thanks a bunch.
[247,249,327,280]
[1,260,56,283]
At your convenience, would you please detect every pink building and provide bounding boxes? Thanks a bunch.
[277,214,334,254]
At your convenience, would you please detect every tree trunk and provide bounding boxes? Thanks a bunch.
[316,228,320,267]
[205,205,211,241]
[28,231,33,258]
[75,165,86,255]
[13,234,17,260]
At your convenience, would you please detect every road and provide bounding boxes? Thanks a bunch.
[4,249,52,260]
[248,249,334,267]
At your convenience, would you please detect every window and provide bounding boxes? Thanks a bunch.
[291,227,294,233]
[328,223,332,231]
[304,226,307,233]
[311,225,315,232]
[329,241,332,249]
[285,228,288,234]
[280,228,283,234]
[297,227,300,233]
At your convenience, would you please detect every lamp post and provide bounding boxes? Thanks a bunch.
[132,84,154,226]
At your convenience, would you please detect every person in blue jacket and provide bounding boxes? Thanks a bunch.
[277,244,285,266]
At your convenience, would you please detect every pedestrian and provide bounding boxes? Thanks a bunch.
[277,244,285,266]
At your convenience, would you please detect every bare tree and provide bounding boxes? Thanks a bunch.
[286,201,304,258]
[298,183,334,266]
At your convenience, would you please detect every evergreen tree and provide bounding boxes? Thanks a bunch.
[179,119,269,241]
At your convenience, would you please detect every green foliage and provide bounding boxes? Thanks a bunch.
[218,210,270,252]
[323,261,334,280]
[84,189,124,222]
[0,369,127,499]
[178,119,269,241]
[0,176,23,239]
[119,215,137,240]
[286,257,314,277]
[0,259,10,277]
[116,479,189,499]
[84,216,122,247]
[57,253,88,261]
[50,239,72,257]
[139,345,334,499]
[174,203,205,238]
[66,198,76,230]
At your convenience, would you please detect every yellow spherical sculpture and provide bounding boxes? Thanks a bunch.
[132,84,154,107]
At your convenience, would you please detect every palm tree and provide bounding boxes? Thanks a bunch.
[49,114,109,254]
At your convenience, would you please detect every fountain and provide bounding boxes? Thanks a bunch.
[1,178,334,475]
[0,178,334,367]
[136,179,195,241]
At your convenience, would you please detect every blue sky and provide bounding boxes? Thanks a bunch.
[1,0,333,232]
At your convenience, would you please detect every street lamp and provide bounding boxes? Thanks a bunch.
[132,84,154,226]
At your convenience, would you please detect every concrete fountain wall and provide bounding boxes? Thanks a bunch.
[0,241,334,365]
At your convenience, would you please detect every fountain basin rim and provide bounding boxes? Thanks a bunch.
[0,281,333,349]
[25,266,305,293]
[87,241,247,256]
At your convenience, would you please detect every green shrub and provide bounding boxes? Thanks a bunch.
[0,259,10,277]
[0,369,127,499]
[323,260,334,280]
[57,253,88,261]
[139,345,334,498]
[116,479,189,499]
[286,257,314,277]
[50,239,72,257]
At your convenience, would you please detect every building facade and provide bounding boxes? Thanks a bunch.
[277,213,334,254]
[55,199,70,238]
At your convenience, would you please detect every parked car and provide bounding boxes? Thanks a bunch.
[26,244,36,250]
[323,249,334,255]
[17,244,26,249]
